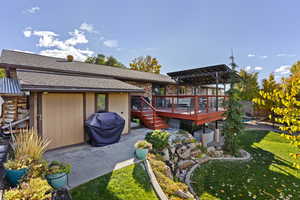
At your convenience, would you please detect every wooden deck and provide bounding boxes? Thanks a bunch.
[132,95,227,127]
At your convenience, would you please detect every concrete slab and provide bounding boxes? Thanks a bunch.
[44,128,151,189]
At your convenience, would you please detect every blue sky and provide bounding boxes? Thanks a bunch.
[1,0,299,82]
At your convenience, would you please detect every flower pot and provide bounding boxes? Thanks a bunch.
[135,148,149,160]
[5,168,28,186]
[46,172,68,189]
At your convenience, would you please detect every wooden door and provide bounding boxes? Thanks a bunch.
[42,93,84,149]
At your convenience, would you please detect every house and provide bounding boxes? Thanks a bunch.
[0,49,235,149]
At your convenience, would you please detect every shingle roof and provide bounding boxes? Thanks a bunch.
[17,70,144,92]
[0,78,23,95]
[0,50,175,84]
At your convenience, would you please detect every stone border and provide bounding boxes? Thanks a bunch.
[185,149,251,200]
[144,160,169,200]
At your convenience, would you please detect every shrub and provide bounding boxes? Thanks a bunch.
[26,160,48,179]
[134,140,152,149]
[4,178,52,200]
[4,157,32,170]
[145,130,170,151]
[12,129,50,161]
[46,161,72,175]
[148,154,188,200]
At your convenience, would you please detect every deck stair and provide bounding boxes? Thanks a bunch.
[132,97,168,130]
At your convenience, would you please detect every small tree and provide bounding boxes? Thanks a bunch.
[236,69,259,101]
[222,58,244,155]
[255,77,300,168]
[129,55,161,74]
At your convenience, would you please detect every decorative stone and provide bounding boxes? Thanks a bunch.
[178,160,195,169]
[174,189,195,199]
[161,148,170,161]
[190,149,202,157]
[207,146,215,153]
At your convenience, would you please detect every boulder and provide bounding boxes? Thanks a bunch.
[175,189,194,199]
[176,146,191,159]
[178,160,195,169]
[207,146,215,153]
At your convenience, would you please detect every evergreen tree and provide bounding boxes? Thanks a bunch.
[85,54,125,68]
[222,56,244,155]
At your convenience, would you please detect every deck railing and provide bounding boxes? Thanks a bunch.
[131,96,157,125]
[152,95,227,115]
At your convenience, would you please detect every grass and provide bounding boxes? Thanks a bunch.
[191,130,300,200]
[71,163,158,200]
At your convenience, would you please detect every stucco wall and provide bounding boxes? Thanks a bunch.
[85,92,95,119]
[108,93,129,134]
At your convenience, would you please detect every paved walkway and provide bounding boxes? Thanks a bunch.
[44,128,150,189]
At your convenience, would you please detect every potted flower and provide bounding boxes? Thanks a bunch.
[46,161,71,189]
[134,140,152,160]
[4,157,32,186]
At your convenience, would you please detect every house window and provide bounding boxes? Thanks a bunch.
[96,94,108,112]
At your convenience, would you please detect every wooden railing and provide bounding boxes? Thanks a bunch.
[152,95,227,115]
[132,96,157,125]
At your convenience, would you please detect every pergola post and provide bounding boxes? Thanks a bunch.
[215,72,219,111]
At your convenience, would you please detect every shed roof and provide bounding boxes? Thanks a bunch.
[17,70,144,93]
[0,50,175,84]
[0,78,23,95]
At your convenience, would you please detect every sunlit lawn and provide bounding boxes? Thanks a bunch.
[71,163,158,200]
[191,130,300,200]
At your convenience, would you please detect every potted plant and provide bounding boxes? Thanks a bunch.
[134,140,152,160]
[4,157,32,186]
[46,161,71,189]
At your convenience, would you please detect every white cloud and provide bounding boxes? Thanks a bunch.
[275,65,290,75]
[260,56,268,59]
[23,27,32,37]
[103,40,119,48]
[25,27,94,61]
[79,23,94,33]
[25,7,40,14]
[254,66,263,71]
[248,54,255,57]
[65,29,88,46]
[276,53,296,57]
[245,66,251,71]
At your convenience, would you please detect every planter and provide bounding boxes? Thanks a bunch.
[46,172,68,189]
[5,168,28,186]
[135,148,149,160]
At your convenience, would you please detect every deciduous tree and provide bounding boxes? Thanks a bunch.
[129,56,161,74]
[85,54,125,68]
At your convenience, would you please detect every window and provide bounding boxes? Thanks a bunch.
[96,94,107,112]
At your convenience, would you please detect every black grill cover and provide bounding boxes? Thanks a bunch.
[85,112,125,147]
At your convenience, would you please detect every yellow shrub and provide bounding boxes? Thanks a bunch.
[12,129,50,161]
[4,178,52,200]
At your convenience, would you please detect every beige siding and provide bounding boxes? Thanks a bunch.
[108,93,129,134]
[85,92,95,119]
[42,93,84,149]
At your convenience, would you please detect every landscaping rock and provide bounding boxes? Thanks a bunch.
[207,146,215,153]
[175,189,195,199]
[178,160,195,169]
[161,148,170,161]
[177,146,191,159]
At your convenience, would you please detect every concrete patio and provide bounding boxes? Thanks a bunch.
[44,128,151,189]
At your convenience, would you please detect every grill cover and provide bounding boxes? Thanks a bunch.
[85,112,125,147]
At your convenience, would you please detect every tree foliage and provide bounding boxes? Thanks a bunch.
[236,69,259,101]
[223,61,244,155]
[129,56,161,74]
[85,54,126,68]
[253,66,300,169]
[253,73,280,117]
[290,61,300,75]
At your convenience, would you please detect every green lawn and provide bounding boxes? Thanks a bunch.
[191,130,300,200]
[71,163,158,200]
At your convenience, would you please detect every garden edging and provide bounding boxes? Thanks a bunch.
[185,149,251,200]
[144,159,169,200]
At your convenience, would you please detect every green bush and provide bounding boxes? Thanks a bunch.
[134,140,152,149]
[145,130,170,151]
[46,161,71,175]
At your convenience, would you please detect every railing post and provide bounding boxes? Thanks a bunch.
[194,96,199,114]
[206,96,209,113]
[172,97,175,113]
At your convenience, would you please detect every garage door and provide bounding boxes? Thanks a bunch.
[42,93,84,149]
